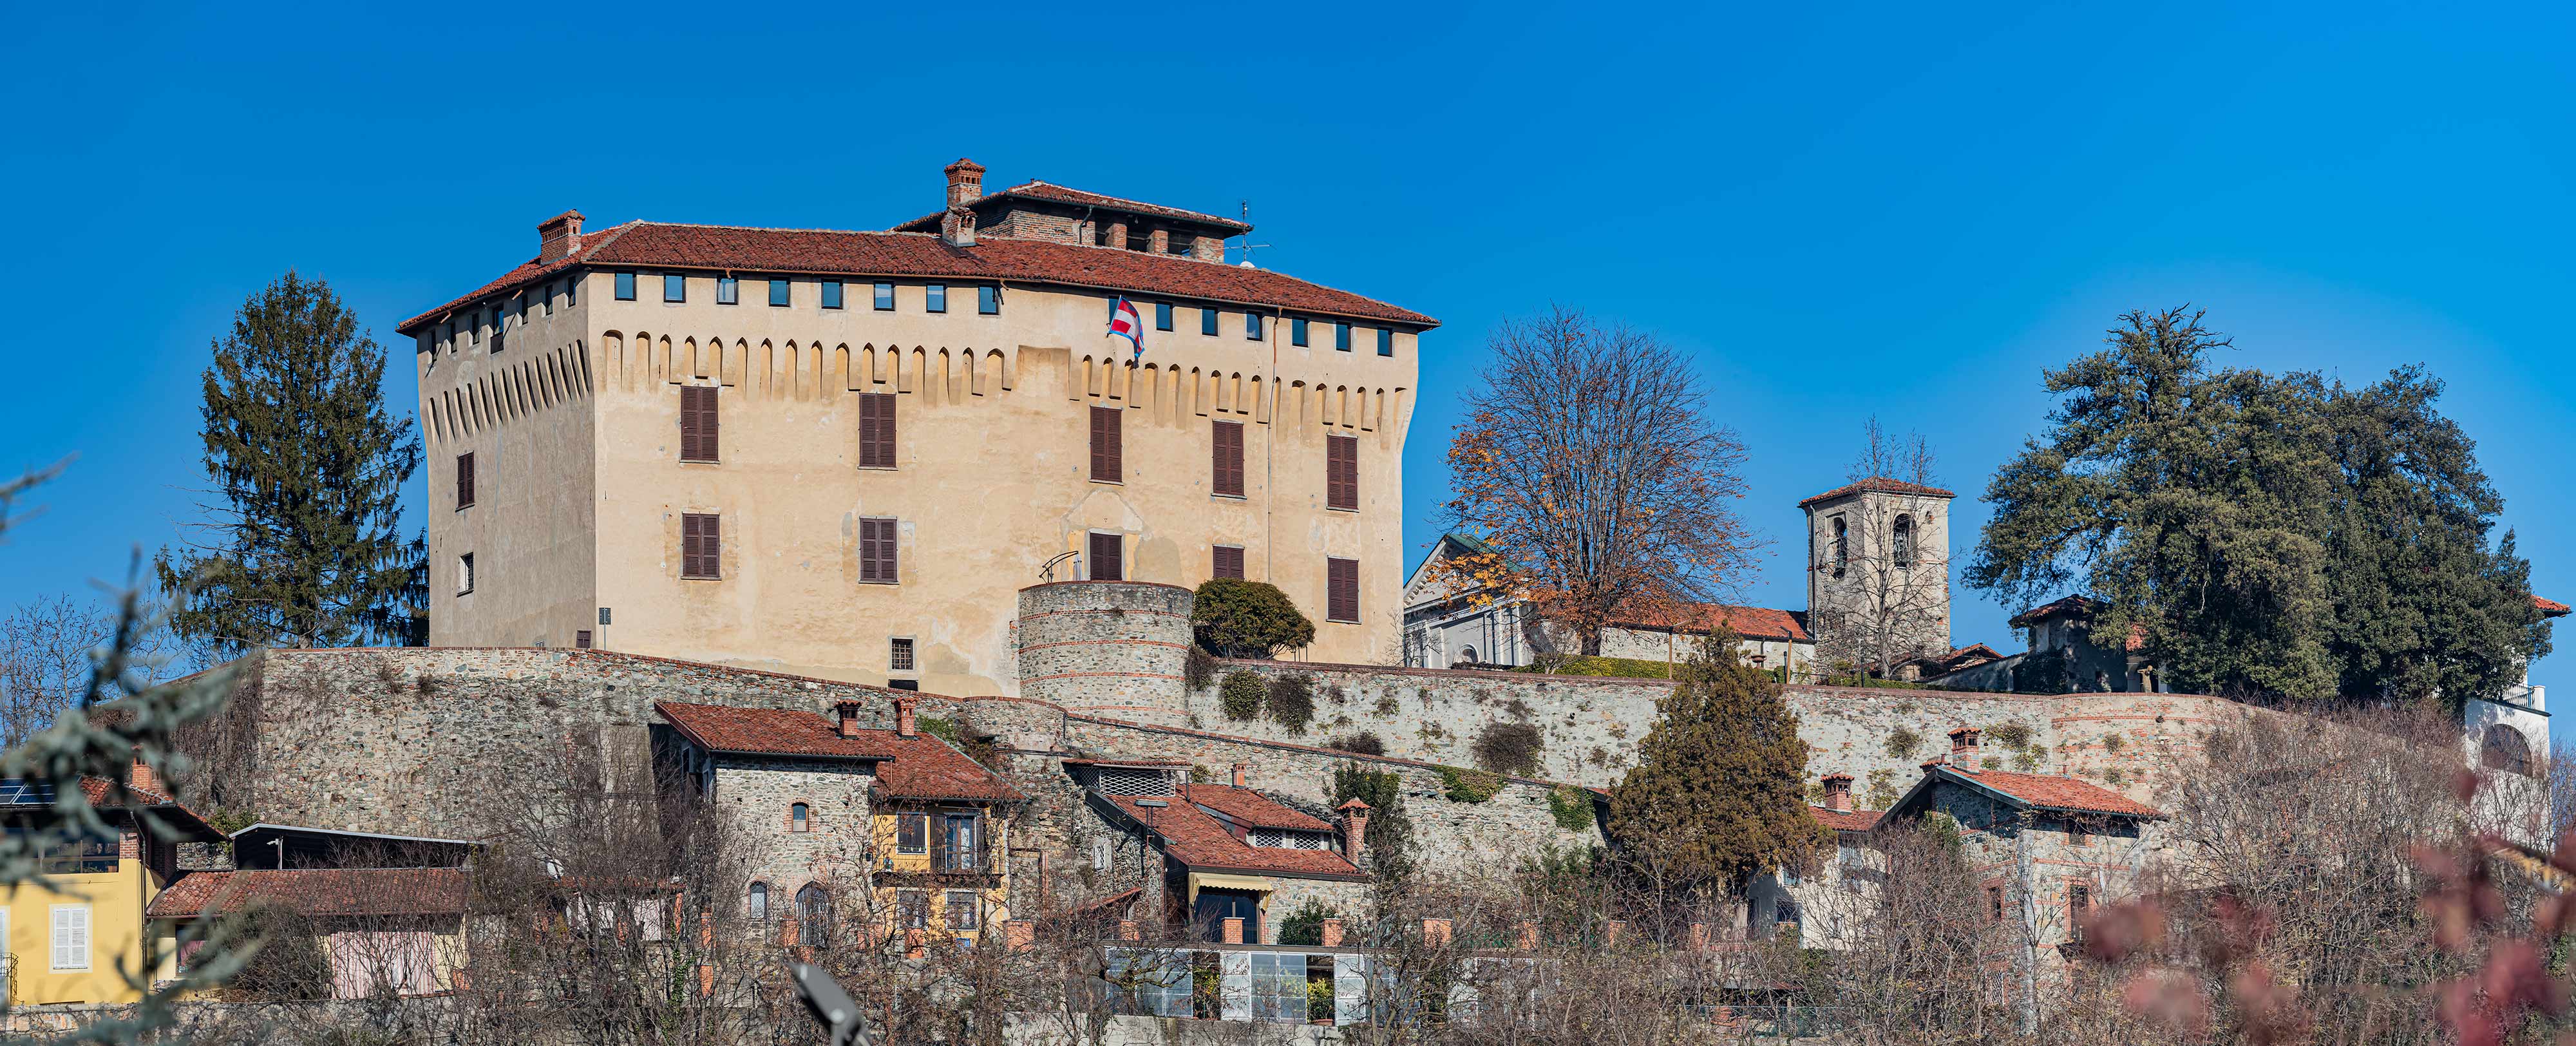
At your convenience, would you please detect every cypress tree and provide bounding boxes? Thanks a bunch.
[1606,628,1826,895]
[155,272,425,656]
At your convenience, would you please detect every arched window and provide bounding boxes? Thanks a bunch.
[747,882,769,922]
[2483,724,2533,776]
[797,884,832,946]
[1459,645,1477,667]
[1892,515,1914,567]
[790,802,811,832]
[1830,518,1848,577]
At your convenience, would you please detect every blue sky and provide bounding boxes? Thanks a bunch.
[3,5,2571,732]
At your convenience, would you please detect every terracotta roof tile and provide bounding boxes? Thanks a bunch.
[891,180,1253,234]
[1181,784,1333,832]
[1105,795,1362,880]
[62,777,222,840]
[1613,603,1811,643]
[1797,477,1956,508]
[1810,806,1882,832]
[2537,596,2570,617]
[2009,594,2103,628]
[146,868,470,918]
[654,701,1023,803]
[1941,767,2163,819]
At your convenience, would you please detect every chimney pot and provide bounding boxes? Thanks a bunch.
[1821,772,1853,813]
[1230,763,1247,788]
[1337,799,1371,865]
[1949,727,1982,763]
[895,696,918,739]
[537,210,585,264]
[835,701,862,739]
[943,158,986,207]
[128,746,158,795]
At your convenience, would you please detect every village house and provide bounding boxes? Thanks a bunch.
[0,757,220,1007]
[1075,761,1370,945]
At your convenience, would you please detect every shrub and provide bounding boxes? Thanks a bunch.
[1218,672,1265,721]
[1548,785,1595,832]
[2012,749,2040,772]
[1472,721,1544,777]
[2102,732,2125,754]
[1986,721,2034,750]
[1328,731,1386,756]
[1191,579,1314,657]
[916,716,960,742]
[1511,655,1677,679]
[1865,768,1902,810]
[1980,756,2003,771]
[1265,673,1317,732]
[1438,766,1504,803]
[1886,728,1921,759]
[1183,646,1218,692]
[1276,900,1336,946]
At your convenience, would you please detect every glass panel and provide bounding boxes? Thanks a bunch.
[926,284,946,312]
[770,279,791,306]
[978,286,999,314]
[875,282,895,310]
[663,274,685,302]
[615,271,636,300]
[822,281,844,309]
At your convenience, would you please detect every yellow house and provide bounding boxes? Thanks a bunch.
[654,694,1025,951]
[0,772,222,1005]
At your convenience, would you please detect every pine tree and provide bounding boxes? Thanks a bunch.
[1331,761,1416,888]
[155,272,425,656]
[1606,629,1826,895]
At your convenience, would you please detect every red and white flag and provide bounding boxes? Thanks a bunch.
[1108,297,1144,359]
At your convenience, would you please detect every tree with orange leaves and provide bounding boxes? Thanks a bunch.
[1438,307,1756,656]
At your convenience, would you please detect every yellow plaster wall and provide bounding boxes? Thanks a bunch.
[1,860,152,1005]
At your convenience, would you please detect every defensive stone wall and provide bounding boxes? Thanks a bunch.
[1014,582,1194,719]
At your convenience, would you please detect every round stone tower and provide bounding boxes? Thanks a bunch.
[1014,581,1195,722]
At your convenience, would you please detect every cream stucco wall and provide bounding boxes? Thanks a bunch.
[420,269,1419,694]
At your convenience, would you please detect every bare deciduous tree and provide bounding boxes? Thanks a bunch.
[1812,418,1953,680]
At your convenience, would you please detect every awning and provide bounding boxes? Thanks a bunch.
[1186,871,1275,904]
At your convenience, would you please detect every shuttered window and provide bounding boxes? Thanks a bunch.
[681,513,721,579]
[1213,546,1245,580]
[858,394,897,469]
[679,386,719,462]
[455,452,475,509]
[1327,557,1359,623]
[1325,435,1358,511]
[51,905,89,971]
[1211,421,1245,497]
[1088,531,1124,582]
[1089,406,1122,484]
[859,518,898,584]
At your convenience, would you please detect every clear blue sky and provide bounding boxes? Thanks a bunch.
[5,5,2571,730]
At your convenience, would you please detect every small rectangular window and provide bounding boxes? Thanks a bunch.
[1089,531,1124,582]
[1155,302,1173,331]
[1211,421,1245,498]
[1245,312,1263,340]
[471,313,482,345]
[681,513,721,580]
[50,905,89,971]
[679,386,719,462]
[1327,557,1359,623]
[859,518,898,585]
[575,630,592,649]
[978,285,999,314]
[874,282,895,310]
[770,279,791,307]
[821,281,844,309]
[1379,328,1394,356]
[490,308,505,353]
[615,271,636,300]
[566,278,576,307]
[1987,886,2005,923]
[455,452,475,509]
[544,283,556,315]
[945,890,980,931]
[1202,308,1218,336]
[890,637,914,672]
[899,890,929,929]
[1291,318,1309,347]
[716,276,739,305]
[858,393,897,469]
[1090,406,1122,483]
[889,679,919,691]
[898,814,927,854]
[1213,545,1245,580]
[925,284,947,313]
[663,273,686,303]
[1335,323,1351,351]
[457,553,475,596]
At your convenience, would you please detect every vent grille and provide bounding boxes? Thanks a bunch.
[1100,768,1175,797]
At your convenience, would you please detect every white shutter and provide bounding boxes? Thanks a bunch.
[51,906,88,970]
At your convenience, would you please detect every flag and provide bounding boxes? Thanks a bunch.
[1108,297,1144,359]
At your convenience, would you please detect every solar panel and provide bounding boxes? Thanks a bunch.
[0,779,57,806]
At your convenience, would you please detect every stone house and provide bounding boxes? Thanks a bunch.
[1401,533,1817,673]
[1075,761,1370,944]
[652,695,1024,951]
[1750,772,1886,949]
[147,866,471,1000]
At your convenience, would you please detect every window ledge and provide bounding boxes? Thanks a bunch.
[1212,493,1247,501]
[857,465,898,472]
[681,575,721,582]
[679,459,721,465]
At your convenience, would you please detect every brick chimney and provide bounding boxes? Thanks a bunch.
[1821,772,1853,813]
[835,701,862,739]
[1230,762,1248,788]
[1336,798,1371,865]
[1949,727,1981,766]
[944,158,986,207]
[1320,918,1344,947]
[538,210,584,263]
[894,696,918,739]
[129,746,158,795]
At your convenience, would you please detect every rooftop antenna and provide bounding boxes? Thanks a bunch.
[1228,200,1272,267]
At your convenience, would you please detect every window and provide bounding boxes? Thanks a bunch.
[1155,302,1173,331]
[889,637,914,672]
[491,307,506,353]
[679,386,719,462]
[1088,531,1124,582]
[681,513,721,580]
[859,518,898,585]
[469,312,482,346]
[1830,517,1848,577]
[1327,557,1359,623]
[1291,318,1309,347]
[770,278,791,307]
[1090,406,1122,483]
[1211,421,1245,497]
[799,884,833,944]
[1893,515,1915,567]
[820,280,844,309]
[455,452,475,509]
[889,679,918,691]
[978,285,999,314]
[896,889,928,931]
[2069,885,2092,938]
[1987,886,2005,923]
[2484,725,2534,775]
[566,278,576,307]
[1378,328,1394,356]
[945,890,980,931]
[1335,323,1351,351]
[874,282,895,310]
[1245,312,1263,340]
[1213,546,1245,580]
[1839,837,1861,866]
[1202,308,1219,336]
[898,813,927,854]
[50,905,88,971]
[790,803,810,832]
[457,553,475,596]
[858,393,896,469]
[716,276,739,305]
[747,882,769,922]
[1325,435,1358,511]
[663,273,685,303]
[2069,821,2090,848]
[615,271,636,300]
[1168,233,1195,256]
[942,814,981,871]
[544,283,556,315]
[926,283,947,313]
[575,630,591,649]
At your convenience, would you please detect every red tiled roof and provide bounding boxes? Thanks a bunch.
[1182,784,1333,832]
[1105,795,1363,880]
[1797,477,1956,508]
[399,220,1431,334]
[1810,806,1882,832]
[70,777,223,841]
[2537,596,2570,617]
[146,868,470,918]
[2009,594,2103,628]
[891,180,1253,234]
[1612,604,1811,643]
[654,702,1023,803]
[1940,767,2163,819]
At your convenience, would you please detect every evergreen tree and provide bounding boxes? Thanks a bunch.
[1605,629,1826,895]
[1330,761,1416,888]
[156,272,425,656]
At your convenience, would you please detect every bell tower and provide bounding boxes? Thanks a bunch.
[1799,479,1956,674]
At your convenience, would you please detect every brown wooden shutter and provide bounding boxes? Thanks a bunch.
[1213,546,1244,580]
[456,452,475,508]
[1327,557,1358,622]
[1090,407,1122,482]
[681,386,719,462]
[1088,532,1123,581]
[860,518,898,584]
[1212,421,1244,497]
[1326,436,1358,511]
[682,513,721,578]
[860,394,896,468]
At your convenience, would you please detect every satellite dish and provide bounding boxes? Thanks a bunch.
[1238,260,1257,269]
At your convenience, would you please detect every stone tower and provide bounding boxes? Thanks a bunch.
[1799,479,1956,675]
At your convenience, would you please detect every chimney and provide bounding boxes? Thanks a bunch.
[944,158,986,207]
[1230,762,1248,788]
[1336,798,1372,865]
[538,210,584,264]
[1821,772,1853,813]
[1320,918,1344,947]
[1949,727,1982,766]
[129,746,158,795]
[835,701,862,739]
[1221,917,1245,945]
[1421,918,1452,948]
[895,696,919,739]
